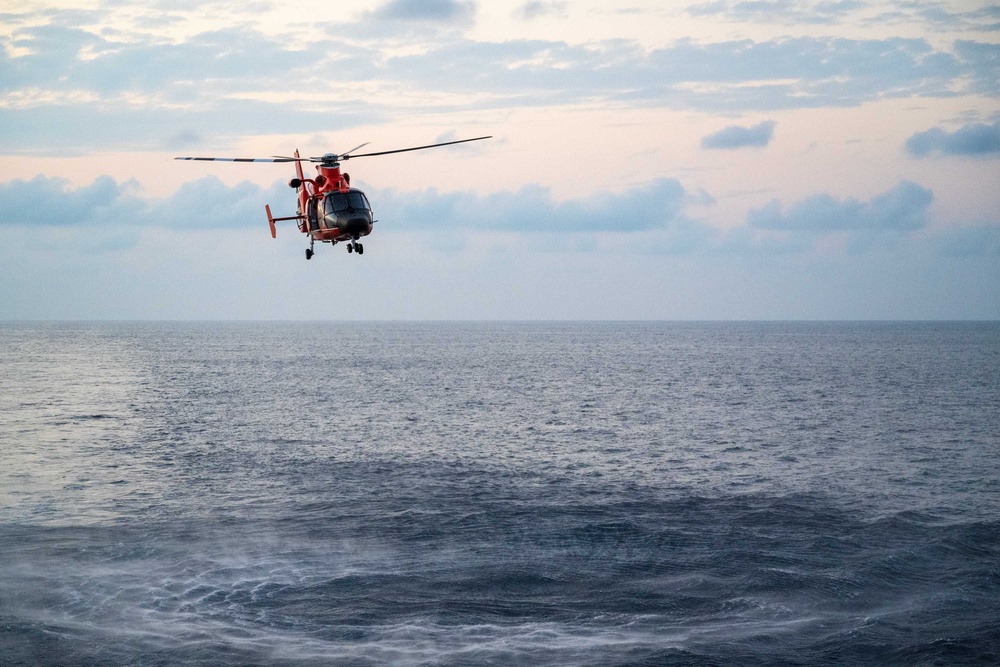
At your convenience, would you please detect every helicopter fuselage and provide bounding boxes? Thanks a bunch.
[302,188,373,242]
[296,162,373,244]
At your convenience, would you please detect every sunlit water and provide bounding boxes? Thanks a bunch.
[1,321,998,665]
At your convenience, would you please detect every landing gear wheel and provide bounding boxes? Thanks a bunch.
[347,243,353,254]
[305,248,313,260]
[356,243,364,255]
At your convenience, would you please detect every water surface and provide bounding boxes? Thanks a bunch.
[2,321,998,664]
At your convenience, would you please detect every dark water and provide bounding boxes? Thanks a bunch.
[1,321,999,665]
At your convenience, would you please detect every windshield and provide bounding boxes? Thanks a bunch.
[326,193,349,213]
[325,191,370,213]
[348,192,369,210]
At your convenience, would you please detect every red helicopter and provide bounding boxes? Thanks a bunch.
[176,136,491,259]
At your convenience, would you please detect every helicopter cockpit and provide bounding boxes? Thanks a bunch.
[325,190,371,215]
[308,188,372,240]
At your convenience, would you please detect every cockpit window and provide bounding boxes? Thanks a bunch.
[326,193,349,213]
[325,191,370,213]
[348,192,369,210]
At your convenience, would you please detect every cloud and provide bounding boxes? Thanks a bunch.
[4,8,997,154]
[372,35,970,115]
[905,120,1000,157]
[0,174,287,231]
[515,1,567,20]
[0,99,381,155]
[701,120,776,149]
[372,0,476,24]
[867,3,1000,33]
[0,172,691,233]
[2,24,322,95]
[0,175,140,226]
[0,172,727,257]
[748,181,934,232]
[373,178,693,234]
[0,174,956,260]
[3,8,991,145]
[688,0,866,25]
[166,130,205,150]
[954,41,1000,96]
[148,177,288,229]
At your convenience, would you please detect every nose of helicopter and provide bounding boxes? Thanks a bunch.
[324,212,372,235]
[343,213,371,234]
[347,213,372,233]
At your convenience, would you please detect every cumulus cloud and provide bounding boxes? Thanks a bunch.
[0,172,946,249]
[4,173,992,267]
[0,173,692,234]
[0,174,286,230]
[0,173,724,256]
[748,181,934,232]
[373,178,692,234]
[905,120,1000,157]
[0,175,140,226]
[701,120,776,149]
[149,177,287,229]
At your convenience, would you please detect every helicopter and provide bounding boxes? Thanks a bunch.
[176,135,491,259]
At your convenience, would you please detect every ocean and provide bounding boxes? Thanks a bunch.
[1,321,998,665]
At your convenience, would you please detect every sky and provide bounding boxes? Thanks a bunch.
[1,0,998,320]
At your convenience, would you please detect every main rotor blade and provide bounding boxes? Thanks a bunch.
[176,137,490,163]
[175,156,297,162]
[344,136,492,159]
[339,142,371,158]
